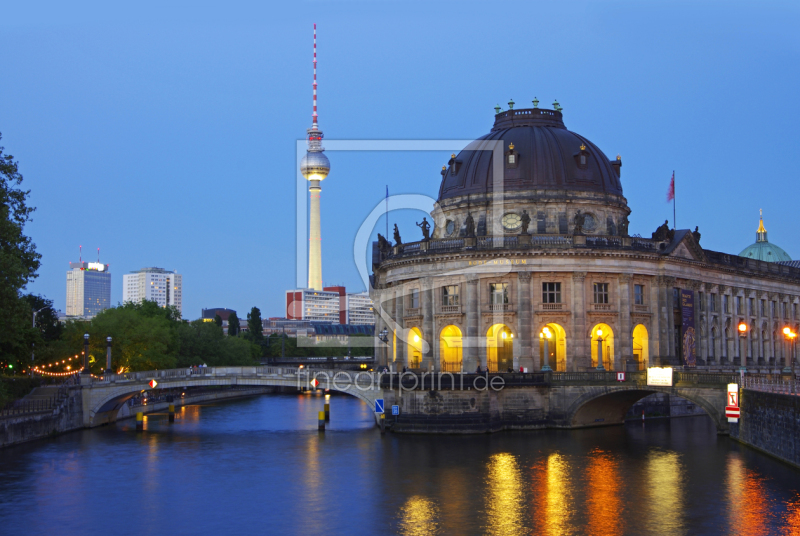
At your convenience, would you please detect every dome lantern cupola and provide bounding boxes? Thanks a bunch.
[739,210,791,262]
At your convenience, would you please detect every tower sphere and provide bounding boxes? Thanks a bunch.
[301,151,330,181]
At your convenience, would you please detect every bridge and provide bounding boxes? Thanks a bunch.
[80,366,738,433]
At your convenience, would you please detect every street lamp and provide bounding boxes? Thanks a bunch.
[82,333,90,374]
[737,321,748,372]
[540,327,553,372]
[596,329,606,371]
[106,337,112,374]
[782,327,796,377]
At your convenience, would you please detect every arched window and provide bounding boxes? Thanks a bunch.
[723,328,729,358]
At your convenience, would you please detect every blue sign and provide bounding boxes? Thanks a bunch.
[375,399,384,414]
[391,405,399,416]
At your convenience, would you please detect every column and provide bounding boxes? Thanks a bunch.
[421,278,435,372]
[464,278,479,372]
[655,276,671,366]
[618,274,633,371]
[571,272,587,371]
[394,287,406,368]
[516,272,532,372]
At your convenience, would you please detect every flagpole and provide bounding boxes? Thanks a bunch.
[385,186,389,241]
[673,170,676,230]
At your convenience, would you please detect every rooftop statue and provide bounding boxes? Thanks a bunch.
[393,224,402,246]
[464,212,475,238]
[416,217,431,241]
[573,210,585,236]
[520,210,531,235]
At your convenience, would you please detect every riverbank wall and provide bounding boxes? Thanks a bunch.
[730,389,800,469]
[0,386,276,448]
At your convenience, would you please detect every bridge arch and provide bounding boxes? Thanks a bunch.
[564,386,727,432]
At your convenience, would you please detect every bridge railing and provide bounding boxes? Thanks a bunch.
[95,366,302,384]
[742,375,798,396]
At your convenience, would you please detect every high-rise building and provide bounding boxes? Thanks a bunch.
[300,24,330,291]
[66,261,111,318]
[346,292,375,325]
[123,267,182,315]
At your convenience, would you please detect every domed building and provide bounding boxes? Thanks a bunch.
[371,102,800,374]
[739,212,791,262]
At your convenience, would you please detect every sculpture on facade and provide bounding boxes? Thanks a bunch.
[416,217,431,241]
[393,224,402,245]
[653,220,671,241]
[573,210,585,235]
[692,226,701,244]
[619,215,629,237]
[377,233,391,252]
[464,212,475,237]
[520,210,531,235]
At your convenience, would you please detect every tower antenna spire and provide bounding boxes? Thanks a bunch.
[97,247,100,263]
[79,245,82,263]
[312,23,318,129]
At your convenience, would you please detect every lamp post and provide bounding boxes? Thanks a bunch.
[782,326,796,377]
[82,333,90,374]
[596,329,606,371]
[378,328,389,368]
[540,327,553,372]
[737,321,748,372]
[30,307,46,377]
[106,337,112,374]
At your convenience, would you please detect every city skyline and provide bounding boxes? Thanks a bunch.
[3,1,799,319]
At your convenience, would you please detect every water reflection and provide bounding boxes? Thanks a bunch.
[484,452,525,535]
[726,454,775,535]
[644,450,684,535]
[585,448,623,536]
[398,496,439,536]
[530,452,577,536]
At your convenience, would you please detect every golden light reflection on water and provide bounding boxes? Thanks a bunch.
[585,449,622,536]
[530,452,577,536]
[726,454,775,536]
[644,450,684,535]
[484,452,525,535]
[398,496,439,536]
[782,495,800,536]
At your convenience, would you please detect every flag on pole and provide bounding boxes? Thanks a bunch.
[666,171,675,202]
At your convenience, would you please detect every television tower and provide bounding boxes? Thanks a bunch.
[300,23,330,291]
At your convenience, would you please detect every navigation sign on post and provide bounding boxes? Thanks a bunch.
[374,399,384,414]
[310,378,319,388]
[726,406,740,423]
[148,379,158,389]
[616,372,626,381]
[392,405,399,416]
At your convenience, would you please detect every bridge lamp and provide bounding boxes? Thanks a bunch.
[596,329,606,371]
[501,332,507,339]
[783,327,797,374]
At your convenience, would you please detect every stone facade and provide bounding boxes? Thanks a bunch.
[730,388,800,469]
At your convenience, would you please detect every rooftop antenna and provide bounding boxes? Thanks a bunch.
[79,245,82,263]
[97,247,100,263]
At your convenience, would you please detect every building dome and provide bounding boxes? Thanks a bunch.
[739,213,791,262]
[437,106,623,203]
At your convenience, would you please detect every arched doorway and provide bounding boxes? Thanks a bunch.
[440,325,463,372]
[590,323,614,370]
[407,327,423,369]
[538,323,567,371]
[632,324,649,370]
[487,324,513,372]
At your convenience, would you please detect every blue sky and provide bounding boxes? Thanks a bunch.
[3,1,799,319]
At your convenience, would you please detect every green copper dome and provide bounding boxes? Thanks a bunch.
[738,213,791,262]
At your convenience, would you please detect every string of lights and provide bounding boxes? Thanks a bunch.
[31,366,84,377]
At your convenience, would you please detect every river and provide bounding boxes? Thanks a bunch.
[1,392,799,535]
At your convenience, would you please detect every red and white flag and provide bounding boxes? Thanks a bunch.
[666,171,675,202]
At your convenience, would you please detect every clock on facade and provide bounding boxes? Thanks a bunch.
[502,213,522,230]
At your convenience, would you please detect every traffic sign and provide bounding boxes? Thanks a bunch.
[725,406,740,418]
[392,405,399,416]
[148,379,158,389]
[375,399,384,414]
[310,378,319,388]
[616,372,626,381]
[727,391,738,407]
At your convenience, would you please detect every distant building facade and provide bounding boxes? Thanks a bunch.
[286,287,375,325]
[66,262,111,318]
[201,308,237,334]
[123,267,182,316]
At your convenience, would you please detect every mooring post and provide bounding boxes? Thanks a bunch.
[380,413,385,434]
[318,410,325,431]
[324,393,330,421]
[136,412,144,431]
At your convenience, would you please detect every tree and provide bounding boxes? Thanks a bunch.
[23,294,62,342]
[214,314,223,327]
[176,320,258,367]
[0,134,42,364]
[246,307,263,341]
[228,312,240,336]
